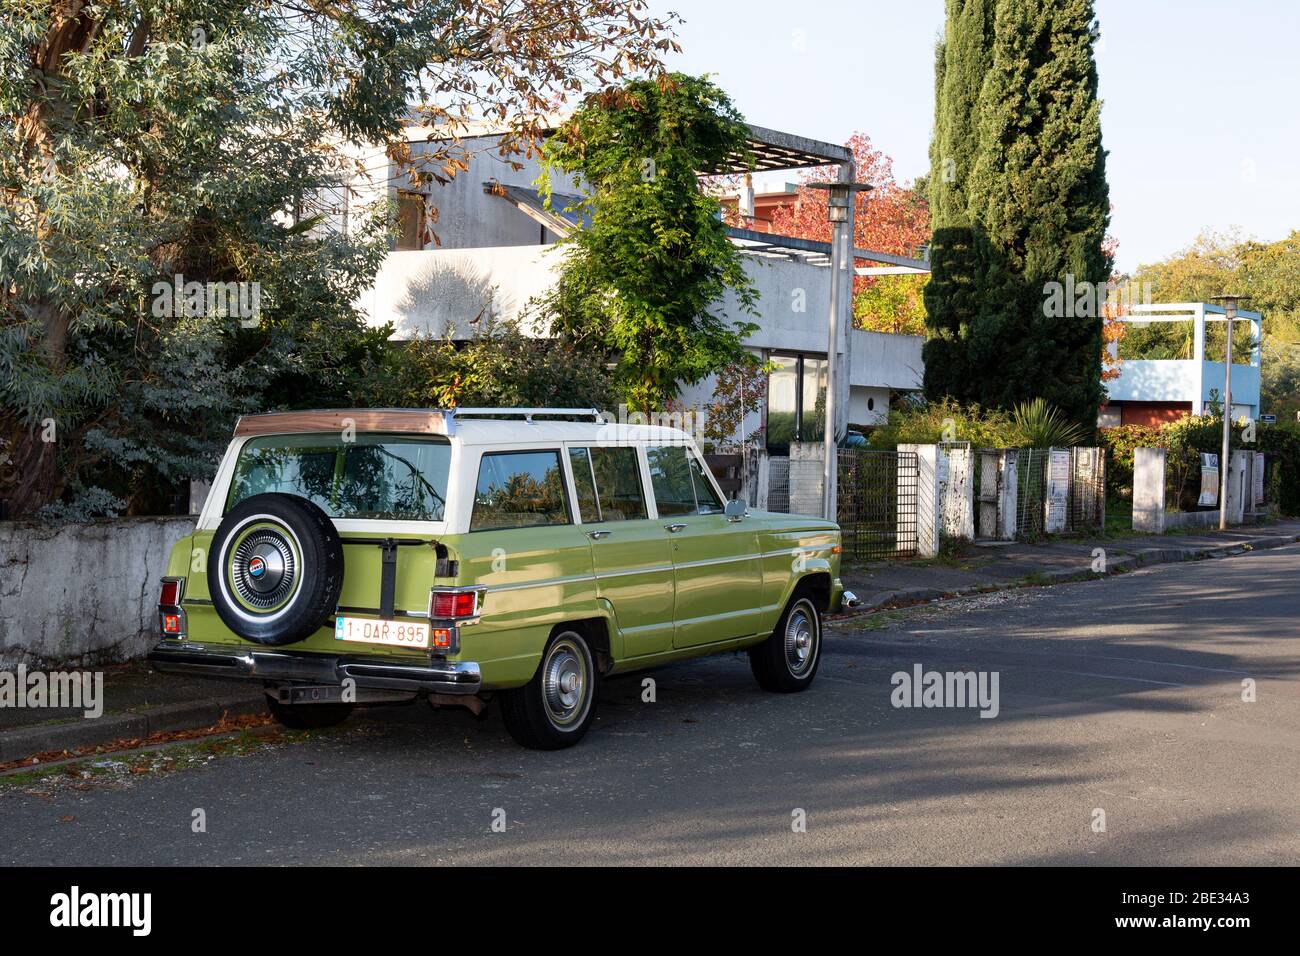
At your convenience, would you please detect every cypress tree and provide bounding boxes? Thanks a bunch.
[924,0,1111,427]
[923,0,995,405]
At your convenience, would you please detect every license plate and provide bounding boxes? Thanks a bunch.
[334,616,430,649]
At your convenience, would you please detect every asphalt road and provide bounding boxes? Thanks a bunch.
[4,544,1300,866]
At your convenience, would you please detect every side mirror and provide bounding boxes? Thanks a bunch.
[724,498,747,520]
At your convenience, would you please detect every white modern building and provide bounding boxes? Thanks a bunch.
[1101,302,1263,426]
[339,119,929,451]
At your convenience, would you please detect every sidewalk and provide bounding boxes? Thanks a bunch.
[839,519,1300,612]
[0,662,265,765]
[3,520,1298,766]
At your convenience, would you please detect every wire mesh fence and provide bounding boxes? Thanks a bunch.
[1015,448,1050,538]
[836,449,918,561]
[767,456,790,513]
[1067,446,1106,532]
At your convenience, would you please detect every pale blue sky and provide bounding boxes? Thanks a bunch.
[646,0,1300,272]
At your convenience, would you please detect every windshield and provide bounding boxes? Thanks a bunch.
[225,433,451,521]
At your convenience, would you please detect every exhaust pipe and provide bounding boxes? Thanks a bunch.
[842,590,862,609]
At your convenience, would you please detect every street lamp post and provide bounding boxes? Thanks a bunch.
[1210,294,1248,530]
[808,179,871,521]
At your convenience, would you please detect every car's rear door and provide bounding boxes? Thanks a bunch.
[645,444,762,649]
[566,444,676,658]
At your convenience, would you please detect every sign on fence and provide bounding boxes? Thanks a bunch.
[1044,449,1071,533]
[1198,453,1220,507]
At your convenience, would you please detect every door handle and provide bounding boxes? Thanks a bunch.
[586,530,612,540]
[664,523,687,533]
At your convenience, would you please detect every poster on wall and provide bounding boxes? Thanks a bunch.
[1198,453,1220,507]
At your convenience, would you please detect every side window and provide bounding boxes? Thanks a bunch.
[689,453,725,514]
[470,450,570,531]
[647,446,697,517]
[568,447,601,523]
[588,446,648,521]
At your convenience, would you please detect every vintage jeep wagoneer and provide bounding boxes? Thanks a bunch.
[148,408,853,749]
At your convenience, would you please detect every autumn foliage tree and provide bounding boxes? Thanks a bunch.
[1,0,679,517]
[762,134,931,335]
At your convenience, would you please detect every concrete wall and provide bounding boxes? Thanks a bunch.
[0,518,195,668]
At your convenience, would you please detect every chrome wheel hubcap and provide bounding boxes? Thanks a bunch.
[542,637,590,729]
[231,528,297,610]
[783,602,818,677]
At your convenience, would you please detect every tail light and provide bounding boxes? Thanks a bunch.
[429,588,481,620]
[158,576,187,639]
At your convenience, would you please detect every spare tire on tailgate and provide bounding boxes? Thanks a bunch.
[207,493,344,646]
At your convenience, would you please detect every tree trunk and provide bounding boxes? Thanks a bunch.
[0,418,63,517]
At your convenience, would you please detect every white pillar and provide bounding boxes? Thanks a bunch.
[941,446,975,540]
[738,173,755,220]
[1132,447,1167,533]
[1226,450,1250,525]
[899,444,940,558]
[999,450,1019,540]
[1193,303,1207,415]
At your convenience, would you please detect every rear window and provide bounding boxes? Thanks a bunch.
[226,433,451,521]
[470,450,571,531]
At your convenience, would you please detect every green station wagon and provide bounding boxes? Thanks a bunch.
[149,408,855,749]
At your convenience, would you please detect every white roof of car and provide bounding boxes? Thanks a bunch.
[232,408,696,447]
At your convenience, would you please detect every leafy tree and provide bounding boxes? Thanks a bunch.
[1125,228,1300,418]
[374,319,617,411]
[761,133,931,335]
[702,357,771,450]
[0,0,678,517]
[924,0,1111,428]
[535,73,759,415]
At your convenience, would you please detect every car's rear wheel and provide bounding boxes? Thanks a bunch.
[750,591,822,692]
[265,696,354,730]
[500,630,599,750]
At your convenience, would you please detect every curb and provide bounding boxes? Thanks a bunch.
[834,532,1300,622]
[0,694,265,764]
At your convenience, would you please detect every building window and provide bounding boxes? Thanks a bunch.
[396,191,427,250]
[766,353,827,453]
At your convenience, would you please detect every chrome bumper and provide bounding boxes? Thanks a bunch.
[147,642,482,695]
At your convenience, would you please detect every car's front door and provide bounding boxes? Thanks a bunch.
[645,445,762,649]
[567,445,676,658]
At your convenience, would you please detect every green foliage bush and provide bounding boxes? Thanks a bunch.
[1096,424,1161,498]
[371,320,616,412]
[868,398,1019,449]
[869,397,1090,451]
[1098,415,1300,515]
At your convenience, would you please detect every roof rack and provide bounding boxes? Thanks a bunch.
[450,407,607,424]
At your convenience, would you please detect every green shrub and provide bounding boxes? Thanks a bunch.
[868,398,1019,449]
[1097,424,1161,499]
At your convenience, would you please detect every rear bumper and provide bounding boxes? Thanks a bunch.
[147,642,482,696]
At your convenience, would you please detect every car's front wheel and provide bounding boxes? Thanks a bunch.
[500,630,599,750]
[750,591,822,692]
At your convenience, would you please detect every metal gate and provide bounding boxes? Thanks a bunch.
[1067,446,1106,532]
[836,449,918,560]
[1016,448,1050,538]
